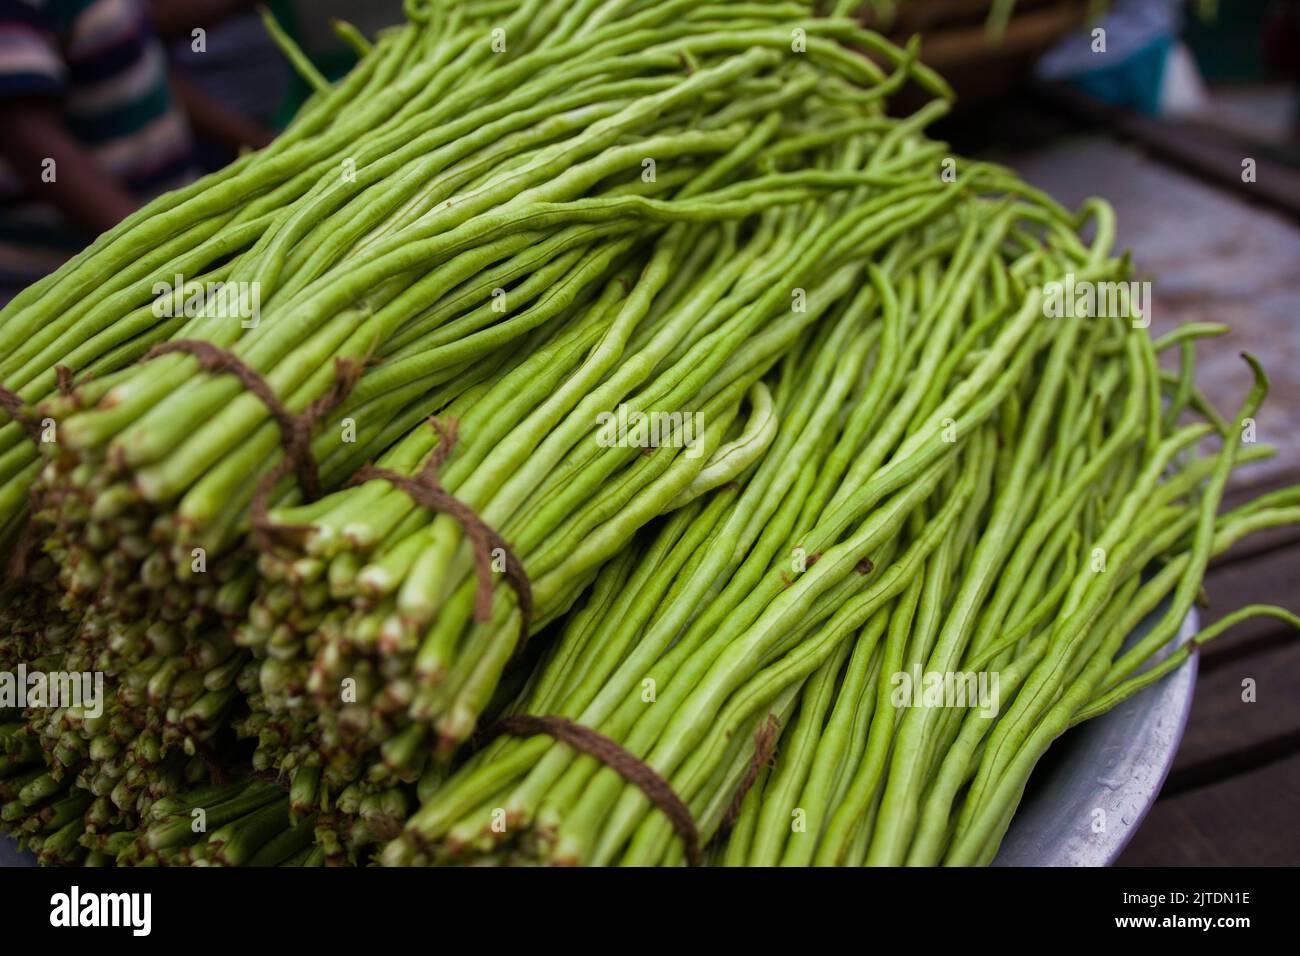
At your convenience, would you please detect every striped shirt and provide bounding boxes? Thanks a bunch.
[0,0,196,295]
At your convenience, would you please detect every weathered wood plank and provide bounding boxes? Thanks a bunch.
[1199,542,1300,658]
[1214,470,1300,569]
[1000,132,1300,487]
[1117,751,1300,866]
[1172,639,1300,773]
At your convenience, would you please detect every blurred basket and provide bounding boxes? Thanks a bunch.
[860,0,1093,103]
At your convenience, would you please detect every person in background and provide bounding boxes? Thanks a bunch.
[164,3,289,171]
[0,0,274,303]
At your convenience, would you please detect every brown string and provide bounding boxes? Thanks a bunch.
[246,356,365,549]
[146,340,330,500]
[485,714,702,866]
[722,713,781,830]
[55,365,75,398]
[142,340,364,549]
[2,362,88,443]
[6,506,46,581]
[349,417,533,643]
[0,383,41,444]
[3,366,89,581]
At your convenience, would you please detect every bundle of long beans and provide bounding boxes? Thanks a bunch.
[387,183,1299,865]
[212,2,966,859]
[0,605,318,866]
[2,0,1296,868]
[19,0,941,749]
